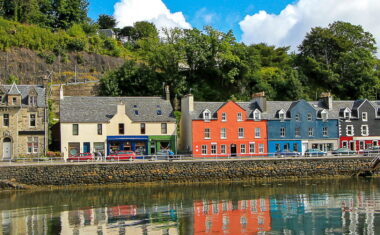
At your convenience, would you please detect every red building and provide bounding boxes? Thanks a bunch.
[194,199,271,234]
[180,95,268,157]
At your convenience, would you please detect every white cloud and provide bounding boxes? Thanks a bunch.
[195,8,217,25]
[239,0,380,55]
[113,0,191,30]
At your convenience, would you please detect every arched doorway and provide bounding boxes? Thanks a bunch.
[3,138,12,160]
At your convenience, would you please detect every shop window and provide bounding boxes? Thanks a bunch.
[293,143,298,152]
[140,123,146,134]
[68,142,80,156]
[275,144,280,152]
[94,142,104,154]
[119,123,124,134]
[123,142,131,151]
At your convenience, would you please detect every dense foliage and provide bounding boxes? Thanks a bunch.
[101,21,380,101]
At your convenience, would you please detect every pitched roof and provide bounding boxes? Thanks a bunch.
[0,84,46,107]
[60,96,176,123]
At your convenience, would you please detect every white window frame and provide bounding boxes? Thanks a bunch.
[362,112,368,121]
[249,143,255,153]
[308,128,314,137]
[237,112,243,121]
[204,128,211,139]
[201,145,207,155]
[221,112,227,122]
[211,144,217,155]
[29,96,37,106]
[279,110,285,121]
[253,110,261,121]
[359,141,365,150]
[295,127,300,137]
[361,125,369,136]
[344,109,351,119]
[238,128,244,138]
[280,127,285,137]
[203,110,211,121]
[259,144,264,153]
[220,128,227,139]
[255,128,261,138]
[29,113,36,128]
[321,110,328,121]
[322,127,328,136]
[240,144,246,154]
[220,144,226,154]
[346,125,354,136]
[27,137,39,154]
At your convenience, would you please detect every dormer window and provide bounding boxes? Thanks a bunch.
[321,110,328,122]
[295,113,300,121]
[237,112,242,121]
[29,96,37,106]
[12,97,17,105]
[156,105,162,116]
[278,110,285,121]
[253,109,261,121]
[344,109,351,119]
[203,110,211,121]
[133,105,139,115]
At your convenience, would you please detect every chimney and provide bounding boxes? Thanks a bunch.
[165,85,170,101]
[320,92,333,110]
[117,102,125,115]
[252,92,267,112]
[59,85,64,100]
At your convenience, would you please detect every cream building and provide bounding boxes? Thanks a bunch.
[60,86,177,158]
[0,83,47,160]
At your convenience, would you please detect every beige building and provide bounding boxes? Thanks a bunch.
[0,83,47,160]
[60,86,177,158]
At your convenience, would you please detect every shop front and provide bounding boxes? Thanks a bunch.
[307,139,338,152]
[148,135,176,155]
[107,136,148,155]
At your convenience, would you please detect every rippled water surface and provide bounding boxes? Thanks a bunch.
[1,178,380,234]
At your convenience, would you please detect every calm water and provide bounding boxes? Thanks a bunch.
[1,178,380,234]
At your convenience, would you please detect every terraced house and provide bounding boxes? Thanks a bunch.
[180,93,268,157]
[60,86,176,158]
[0,83,47,160]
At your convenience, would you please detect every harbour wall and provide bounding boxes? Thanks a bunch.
[0,157,377,186]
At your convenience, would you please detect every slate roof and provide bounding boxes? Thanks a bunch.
[0,84,46,107]
[60,96,176,123]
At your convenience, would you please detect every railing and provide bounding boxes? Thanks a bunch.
[0,151,376,165]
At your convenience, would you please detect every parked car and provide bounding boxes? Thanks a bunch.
[154,149,175,160]
[362,146,380,156]
[106,151,136,161]
[332,148,357,156]
[305,149,327,157]
[275,150,301,157]
[67,153,94,162]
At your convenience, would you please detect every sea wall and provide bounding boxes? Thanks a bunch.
[0,157,377,186]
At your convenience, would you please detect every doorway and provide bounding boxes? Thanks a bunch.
[230,144,237,157]
[3,138,12,160]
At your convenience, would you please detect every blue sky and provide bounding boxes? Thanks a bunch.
[88,0,380,55]
[88,0,294,41]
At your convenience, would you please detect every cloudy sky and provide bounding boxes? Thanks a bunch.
[88,0,380,53]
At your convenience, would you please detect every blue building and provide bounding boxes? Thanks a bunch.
[252,93,339,155]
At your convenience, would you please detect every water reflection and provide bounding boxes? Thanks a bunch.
[0,178,380,234]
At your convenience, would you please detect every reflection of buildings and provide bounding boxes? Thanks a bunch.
[194,199,271,234]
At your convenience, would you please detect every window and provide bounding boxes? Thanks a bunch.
[3,114,9,126]
[346,125,354,136]
[308,128,314,137]
[29,96,37,106]
[204,128,211,139]
[204,111,211,121]
[362,112,368,121]
[249,143,255,153]
[283,143,289,151]
[238,128,244,138]
[359,141,365,150]
[323,127,328,136]
[255,128,261,138]
[321,110,328,121]
[140,123,146,134]
[0,95,2,103]
[156,105,162,116]
[29,114,36,127]
[259,144,264,153]
[27,137,38,153]
[220,128,226,139]
[221,145,226,154]
[295,113,300,121]
[12,97,17,105]
[344,110,351,119]
[97,124,102,135]
[295,128,300,137]
[237,112,242,121]
[307,113,312,121]
[280,127,285,137]
[201,145,207,155]
[134,110,139,115]
[221,112,227,122]
[119,123,124,134]
[342,141,348,148]
[293,143,298,152]
[254,110,261,120]
[211,144,217,154]
[361,125,369,136]
[73,124,79,135]
[240,144,246,154]
[279,110,285,121]
[161,123,167,134]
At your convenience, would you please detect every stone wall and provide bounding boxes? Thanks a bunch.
[0,157,377,186]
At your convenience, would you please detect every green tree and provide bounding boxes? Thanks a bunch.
[6,74,20,84]
[52,0,89,29]
[97,14,116,29]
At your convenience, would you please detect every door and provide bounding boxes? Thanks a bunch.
[302,143,308,155]
[230,144,237,157]
[83,142,90,153]
[150,141,156,154]
[3,138,12,160]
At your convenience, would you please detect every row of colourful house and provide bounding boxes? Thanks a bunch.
[1,83,380,159]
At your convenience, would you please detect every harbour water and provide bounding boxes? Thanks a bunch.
[0,178,380,234]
